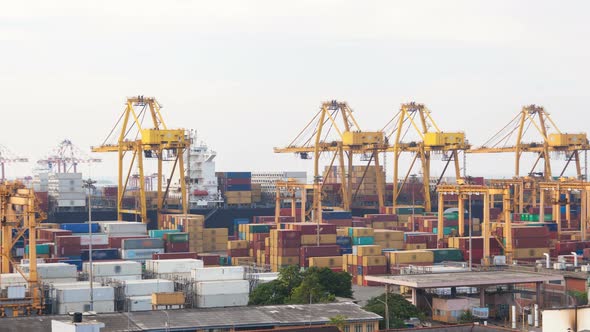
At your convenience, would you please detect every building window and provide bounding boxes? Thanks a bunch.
[343,325,350,332]
[366,323,374,332]
[354,324,362,332]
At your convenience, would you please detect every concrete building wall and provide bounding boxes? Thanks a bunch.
[542,306,590,331]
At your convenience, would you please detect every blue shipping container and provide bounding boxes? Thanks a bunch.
[352,237,375,245]
[60,223,100,234]
[60,259,83,271]
[81,249,120,261]
[226,172,251,179]
[336,236,352,247]
[340,248,353,255]
[323,211,352,220]
[226,184,251,191]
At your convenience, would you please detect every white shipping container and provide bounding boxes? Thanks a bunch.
[146,259,203,274]
[93,275,142,282]
[191,266,244,281]
[55,192,86,200]
[127,296,152,311]
[84,261,142,276]
[196,293,249,308]
[121,248,164,260]
[57,286,114,303]
[196,280,249,296]
[51,320,105,332]
[124,279,174,296]
[51,282,101,299]
[153,272,192,280]
[7,285,26,299]
[55,199,86,207]
[0,273,27,289]
[57,300,114,315]
[99,222,147,234]
[41,278,78,285]
[79,234,109,246]
[19,263,77,279]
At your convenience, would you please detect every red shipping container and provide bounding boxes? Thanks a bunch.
[153,252,199,260]
[330,268,343,273]
[584,248,590,259]
[251,240,265,251]
[278,247,299,256]
[299,245,341,267]
[252,233,269,242]
[55,236,81,256]
[227,248,249,257]
[108,235,148,249]
[365,214,399,222]
[265,246,270,256]
[39,229,72,242]
[197,253,221,266]
[512,227,548,238]
[513,237,550,248]
[165,242,189,253]
[291,223,337,235]
[556,241,578,255]
[326,220,353,227]
[363,265,387,275]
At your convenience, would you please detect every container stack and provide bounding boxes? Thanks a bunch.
[218,172,252,205]
[425,248,464,263]
[123,279,175,312]
[121,238,164,261]
[251,183,262,203]
[160,214,205,253]
[511,226,550,261]
[322,211,353,227]
[447,236,502,264]
[55,285,115,314]
[227,240,250,263]
[191,266,249,308]
[373,229,404,250]
[163,233,190,253]
[202,228,228,252]
[386,250,435,274]
[364,214,401,230]
[343,245,387,286]
[404,232,437,249]
[145,258,204,279]
[84,261,142,282]
[19,263,78,284]
[269,229,301,272]
[347,227,375,245]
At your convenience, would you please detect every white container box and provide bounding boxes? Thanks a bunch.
[127,296,153,311]
[79,234,109,246]
[57,286,114,303]
[124,279,174,296]
[51,320,105,332]
[196,280,249,296]
[42,278,78,285]
[51,282,101,299]
[196,293,249,308]
[84,261,142,276]
[57,300,114,315]
[99,222,147,234]
[191,266,244,281]
[146,259,204,274]
[121,248,164,260]
[7,285,26,299]
[19,263,77,279]
[0,273,27,289]
[94,275,142,282]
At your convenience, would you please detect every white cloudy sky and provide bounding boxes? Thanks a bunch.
[1,1,589,182]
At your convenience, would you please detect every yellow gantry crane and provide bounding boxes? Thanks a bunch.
[274,101,386,219]
[383,102,470,212]
[0,181,45,315]
[468,105,590,180]
[92,96,189,225]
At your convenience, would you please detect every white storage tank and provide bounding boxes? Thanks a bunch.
[196,280,249,296]
[191,266,244,281]
[123,279,174,296]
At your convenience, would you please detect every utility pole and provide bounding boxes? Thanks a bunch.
[83,178,96,311]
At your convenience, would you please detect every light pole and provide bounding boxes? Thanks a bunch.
[83,178,96,311]
[163,310,170,332]
[468,193,472,271]
[376,297,389,330]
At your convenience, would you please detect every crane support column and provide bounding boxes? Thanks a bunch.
[458,195,465,236]
[437,192,444,245]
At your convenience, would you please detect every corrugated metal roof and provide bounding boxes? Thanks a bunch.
[0,302,381,332]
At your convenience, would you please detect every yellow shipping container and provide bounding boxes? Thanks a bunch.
[301,235,318,245]
[362,255,387,266]
[512,248,550,259]
[310,256,343,268]
[356,245,382,256]
[373,230,404,241]
[276,256,299,266]
[405,243,427,250]
[350,227,374,237]
[347,254,357,265]
[320,234,337,245]
[375,240,404,249]
[232,257,255,265]
[336,228,349,237]
[387,250,434,264]
[228,240,249,250]
[152,292,184,306]
[204,228,229,237]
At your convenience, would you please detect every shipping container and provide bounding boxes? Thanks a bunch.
[191,266,245,281]
[124,279,174,296]
[85,261,142,276]
[122,238,164,250]
[196,280,249,295]
[145,259,204,274]
[196,293,249,308]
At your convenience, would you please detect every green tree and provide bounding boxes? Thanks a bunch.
[313,267,353,298]
[458,310,474,323]
[278,265,303,293]
[248,280,289,305]
[364,293,424,329]
[288,271,334,304]
[329,315,348,331]
[567,290,589,306]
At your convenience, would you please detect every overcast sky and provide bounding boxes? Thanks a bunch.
[1,1,589,183]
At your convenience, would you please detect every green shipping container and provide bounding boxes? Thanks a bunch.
[352,236,375,245]
[396,207,425,215]
[25,244,51,255]
[165,232,189,243]
[433,226,458,236]
[428,248,463,263]
[149,229,179,239]
[249,224,271,233]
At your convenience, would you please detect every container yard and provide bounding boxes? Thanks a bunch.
[2,2,590,332]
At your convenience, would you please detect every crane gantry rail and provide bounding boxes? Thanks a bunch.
[92,96,189,225]
[274,101,387,219]
[468,105,590,180]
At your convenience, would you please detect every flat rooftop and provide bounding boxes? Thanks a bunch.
[0,302,381,332]
[364,271,563,289]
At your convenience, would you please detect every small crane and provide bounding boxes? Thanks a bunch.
[0,145,28,182]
